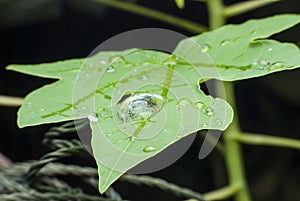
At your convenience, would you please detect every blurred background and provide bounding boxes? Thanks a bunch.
[0,0,299,200]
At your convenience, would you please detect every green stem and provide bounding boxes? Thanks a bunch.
[220,82,252,201]
[93,0,207,33]
[0,95,23,107]
[206,0,252,200]
[185,184,239,201]
[206,0,225,29]
[237,133,300,151]
[223,0,279,18]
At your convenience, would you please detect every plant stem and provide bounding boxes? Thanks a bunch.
[93,0,207,33]
[236,133,300,150]
[0,95,23,107]
[223,0,279,18]
[206,1,252,200]
[184,184,239,201]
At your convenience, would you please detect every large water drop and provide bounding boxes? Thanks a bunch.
[118,93,164,122]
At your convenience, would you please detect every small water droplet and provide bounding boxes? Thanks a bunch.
[220,39,230,47]
[215,118,222,125]
[75,75,80,81]
[195,102,206,110]
[201,44,210,53]
[27,102,32,107]
[201,122,209,128]
[115,139,123,144]
[84,72,90,77]
[164,55,177,66]
[252,59,270,70]
[109,56,120,63]
[106,131,112,136]
[88,113,98,122]
[268,48,273,52]
[106,66,115,73]
[40,108,45,112]
[119,93,164,122]
[179,99,191,107]
[143,145,156,152]
[271,61,284,68]
[81,106,87,111]
[138,75,149,81]
[100,60,107,64]
[205,107,214,116]
[142,61,152,66]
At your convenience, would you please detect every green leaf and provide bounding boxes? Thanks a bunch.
[7,49,233,193]
[175,0,185,9]
[174,14,300,81]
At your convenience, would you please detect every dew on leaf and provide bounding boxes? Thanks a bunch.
[143,145,156,152]
[268,48,273,51]
[164,55,177,66]
[106,66,115,73]
[220,39,230,47]
[138,75,149,81]
[271,61,284,68]
[179,99,191,107]
[88,113,98,122]
[215,118,222,125]
[201,44,211,53]
[100,60,107,64]
[106,131,112,136]
[205,107,214,116]
[118,93,164,122]
[40,108,45,112]
[201,122,209,128]
[27,102,32,107]
[194,102,206,110]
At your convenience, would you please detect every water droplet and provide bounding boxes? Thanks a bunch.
[252,59,270,70]
[115,139,123,144]
[220,39,230,47]
[27,102,32,107]
[179,99,191,107]
[81,106,87,111]
[84,72,90,77]
[202,122,209,128]
[100,60,107,64]
[88,113,98,122]
[106,131,112,136]
[164,55,177,66]
[201,44,210,53]
[195,102,206,110]
[40,108,45,112]
[119,93,164,122]
[143,145,156,152]
[271,61,284,68]
[215,118,222,125]
[106,66,115,73]
[109,56,120,63]
[138,75,149,81]
[268,48,273,52]
[142,61,152,66]
[205,107,214,116]
[75,75,80,81]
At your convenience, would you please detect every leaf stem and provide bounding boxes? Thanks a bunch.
[236,133,300,150]
[92,0,207,33]
[0,95,23,107]
[223,0,279,18]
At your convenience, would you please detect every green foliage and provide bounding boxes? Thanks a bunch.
[175,14,300,81]
[175,0,185,9]
[6,14,300,194]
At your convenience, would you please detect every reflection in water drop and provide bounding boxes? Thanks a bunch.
[118,93,164,122]
[143,145,156,152]
[201,44,211,53]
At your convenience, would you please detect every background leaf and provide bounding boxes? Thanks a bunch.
[174,14,300,81]
[175,0,185,9]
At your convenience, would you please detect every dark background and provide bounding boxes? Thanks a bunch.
[0,0,299,200]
